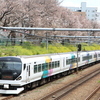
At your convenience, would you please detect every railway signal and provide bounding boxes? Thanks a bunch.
[78,44,81,51]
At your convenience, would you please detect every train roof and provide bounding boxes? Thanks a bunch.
[17,51,90,59]
[1,50,99,59]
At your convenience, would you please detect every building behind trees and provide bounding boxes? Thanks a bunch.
[67,2,100,21]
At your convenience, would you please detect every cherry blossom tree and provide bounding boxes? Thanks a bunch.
[0,0,100,45]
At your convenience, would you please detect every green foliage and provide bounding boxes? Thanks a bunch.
[82,43,100,51]
[40,43,46,48]
[98,80,100,83]
[0,43,100,57]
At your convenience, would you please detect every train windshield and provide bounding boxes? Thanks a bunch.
[0,61,22,71]
[0,57,22,80]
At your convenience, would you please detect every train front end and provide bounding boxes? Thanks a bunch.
[0,56,24,94]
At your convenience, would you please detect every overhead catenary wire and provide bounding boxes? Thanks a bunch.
[0,27,100,46]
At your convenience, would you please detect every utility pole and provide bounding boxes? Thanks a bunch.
[76,44,81,74]
[76,48,78,74]
[46,33,48,50]
[88,32,91,45]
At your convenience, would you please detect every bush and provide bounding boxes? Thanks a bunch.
[0,43,100,57]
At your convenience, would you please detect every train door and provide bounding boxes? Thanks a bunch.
[63,57,66,68]
[23,63,27,83]
[26,63,31,82]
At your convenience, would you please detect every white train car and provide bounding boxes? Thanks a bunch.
[0,50,100,94]
[95,50,100,61]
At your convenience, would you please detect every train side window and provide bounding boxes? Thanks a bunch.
[34,65,37,73]
[29,65,30,76]
[89,55,92,59]
[42,63,45,71]
[23,64,26,70]
[41,63,48,70]
[38,64,41,72]
[52,62,55,68]
[70,58,76,63]
[73,58,75,63]
[66,59,71,65]
[55,61,58,68]
[55,61,60,68]
[72,58,74,63]
[71,59,73,63]
[78,57,80,62]
[58,61,60,67]
[66,60,68,65]
[68,59,71,63]
[46,63,48,70]
[68,59,70,64]
[49,62,52,69]
[75,58,77,62]
[94,54,97,58]
[69,59,71,64]
[82,57,83,61]
[72,58,76,63]
[83,56,88,61]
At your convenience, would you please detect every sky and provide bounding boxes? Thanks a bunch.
[58,0,100,12]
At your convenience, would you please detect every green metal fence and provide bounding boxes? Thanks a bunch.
[0,38,23,46]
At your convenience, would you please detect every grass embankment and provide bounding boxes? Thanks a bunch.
[0,42,100,57]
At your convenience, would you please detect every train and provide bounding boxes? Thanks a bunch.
[0,50,100,94]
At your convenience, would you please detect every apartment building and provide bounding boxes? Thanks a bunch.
[67,2,99,21]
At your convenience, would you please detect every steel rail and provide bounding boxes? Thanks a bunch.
[98,97,100,100]
[85,85,100,100]
[1,95,13,100]
[40,68,100,100]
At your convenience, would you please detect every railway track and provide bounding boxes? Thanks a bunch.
[0,95,13,100]
[0,64,99,100]
[40,68,100,100]
[85,85,100,100]
[98,97,100,100]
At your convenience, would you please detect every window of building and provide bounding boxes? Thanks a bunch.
[80,14,82,16]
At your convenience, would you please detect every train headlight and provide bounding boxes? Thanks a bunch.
[4,84,9,89]
[16,76,22,80]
